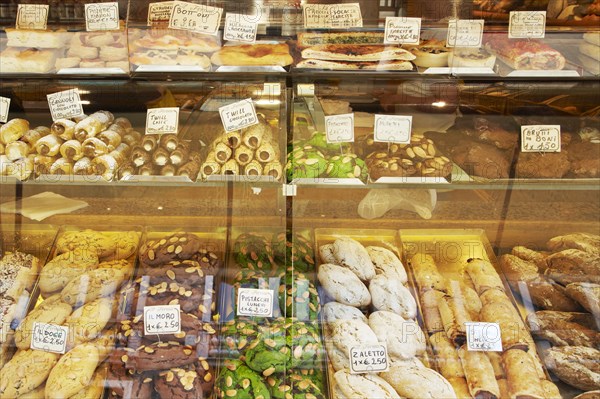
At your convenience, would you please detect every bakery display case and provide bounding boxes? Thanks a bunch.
[0,0,599,398]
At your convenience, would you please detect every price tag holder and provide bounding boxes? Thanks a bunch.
[509,11,546,39]
[325,113,354,143]
[447,19,484,48]
[223,13,258,43]
[374,115,412,144]
[146,107,179,135]
[219,98,259,132]
[303,3,363,29]
[148,1,174,25]
[47,89,84,122]
[349,343,390,374]
[144,305,181,335]
[168,1,223,35]
[0,97,10,123]
[521,125,561,152]
[85,2,120,31]
[30,322,68,354]
[384,17,421,45]
[16,4,49,30]
[237,288,274,317]
[466,322,503,352]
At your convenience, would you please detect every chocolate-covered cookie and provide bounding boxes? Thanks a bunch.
[155,363,214,399]
[124,342,197,372]
[108,349,154,399]
[139,233,202,267]
[141,259,216,286]
[138,280,215,317]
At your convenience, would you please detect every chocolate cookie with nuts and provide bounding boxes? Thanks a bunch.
[139,233,202,267]
[124,341,197,372]
[107,349,154,399]
[137,279,216,316]
[142,258,220,287]
[155,363,215,399]
[119,311,204,348]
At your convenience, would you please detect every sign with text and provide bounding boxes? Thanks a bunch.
[85,2,120,31]
[447,19,484,48]
[384,17,421,45]
[47,89,84,121]
[224,13,258,43]
[168,1,223,35]
[303,3,362,29]
[148,1,174,25]
[325,113,354,143]
[146,107,179,135]
[521,125,561,152]
[237,288,274,317]
[219,98,259,132]
[144,305,181,335]
[465,322,503,352]
[31,322,68,354]
[16,4,49,30]
[509,11,546,38]
[349,343,390,373]
[374,115,412,143]
[0,97,10,123]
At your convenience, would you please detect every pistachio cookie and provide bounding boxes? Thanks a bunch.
[278,273,320,321]
[234,233,276,271]
[220,318,265,359]
[325,153,368,180]
[265,372,326,399]
[286,146,328,180]
[216,359,271,399]
[272,232,316,274]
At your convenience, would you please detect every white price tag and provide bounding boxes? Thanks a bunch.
[349,344,390,374]
[325,113,354,143]
[16,4,49,30]
[303,3,363,29]
[146,107,179,135]
[297,84,315,97]
[237,288,274,317]
[509,11,546,39]
[218,98,259,132]
[521,125,561,152]
[223,13,258,43]
[47,89,84,122]
[148,1,174,25]
[374,115,412,144]
[0,97,10,123]
[30,322,68,354]
[85,2,120,31]
[144,305,181,335]
[447,19,484,48]
[168,1,223,35]
[384,17,421,45]
[466,322,503,352]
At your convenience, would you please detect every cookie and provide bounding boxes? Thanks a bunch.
[331,237,375,281]
[39,250,99,295]
[139,233,202,267]
[15,294,72,350]
[318,244,337,264]
[289,321,323,370]
[70,366,107,399]
[279,273,320,321]
[105,231,141,261]
[107,349,154,399]
[245,319,292,375]
[215,359,271,399]
[220,318,263,359]
[155,363,214,399]
[317,264,371,307]
[0,349,59,397]
[97,259,135,278]
[322,301,367,325]
[366,246,408,283]
[329,319,378,358]
[369,275,417,319]
[334,369,400,399]
[325,154,368,180]
[272,231,316,273]
[120,311,204,348]
[124,341,197,372]
[61,268,127,307]
[88,328,117,362]
[266,372,326,399]
[66,297,116,347]
[56,229,115,259]
[234,233,276,271]
[46,343,100,399]
[369,310,426,361]
[142,259,218,287]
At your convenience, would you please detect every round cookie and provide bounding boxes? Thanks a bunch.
[61,268,126,307]
[245,319,292,375]
[215,359,271,399]
[220,318,264,359]
[139,233,202,267]
[105,231,141,261]
[288,321,323,370]
[331,237,376,282]
[56,229,115,259]
[366,246,408,283]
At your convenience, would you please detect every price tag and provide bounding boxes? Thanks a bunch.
[509,11,546,39]
[297,84,315,97]
[237,288,274,317]
[148,1,174,25]
[223,13,258,43]
[349,343,389,374]
[521,125,561,152]
[144,305,181,335]
[168,1,223,35]
[16,4,49,30]
[466,322,503,352]
[0,97,10,123]
[146,107,179,135]
[85,2,119,31]
[47,89,84,122]
[384,17,421,45]
[303,3,363,29]
[447,19,484,48]
[325,113,354,143]
[374,115,412,144]
[219,98,259,132]
[30,322,68,354]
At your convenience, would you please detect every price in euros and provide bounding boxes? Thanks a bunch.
[146,320,180,333]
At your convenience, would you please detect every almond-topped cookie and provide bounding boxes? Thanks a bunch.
[124,341,197,372]
[139,233,202,267]
[155,362,215,399]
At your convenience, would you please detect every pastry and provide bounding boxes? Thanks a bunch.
[21,126,48,146]
[446,378,471,399]
[566,282,600,317]
[331,237,376,281]
[448,48,496,68]
[430,332,464,378]
[511,246,549,272]
[526,310,600,347]
[70,366,106,399]
[541,380,562,399]
[502,349,546,399]
[301,45,415,62]
[233,232,276,272]
[35,134,63,156]
[39,250,99,294]
[515,152,571,179]
[317,264,371,307]
[74,111,114,141]
[66,297,116,347]
[296,31,385,47]
[244,318,291,373]
[5,141,29,161]
[0,251,40,301]
[296,59,414,70]
[322,301,367,325]
[573,391,600,399]
[479,299,532,351]
[0,119,28,145]
[547,233,600,256]
[369,275,417,319]
[410,253,447,292]
[484,35,566,70]
[210,43,293,66]
[80,59,105,68]
[409,42,450,67]
[334,369,401,399]
[464,258,504,295]
[0,47,58,74]
[380,362,457,399]
[56,229,115,259]
[0,349,59,397]
[5,28,69,48]
[366,246,408,283]
[215,359,271,399]
[545,249,600,285]
[61,268,126,306]
[46,343,100,399]
[458,346,500,399]
[438,291,470,346]
[139,233,203,267]
[14,294,72,350]
[421,289,445,333]
[369,310,426,360]
[487,351,505,379]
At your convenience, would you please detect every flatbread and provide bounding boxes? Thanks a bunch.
[296,58,414,71]
[210,43,293,66]
[296,32,385,47]
[301,45,415,62]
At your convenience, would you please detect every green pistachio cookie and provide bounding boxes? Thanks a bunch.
[234,233,276,271]
[216,359,271,399]
[272,232,316,274]
[220,318,263,360]
[325,154,368,180]
[288,321,323,370]
[245,319,292,375]
[278,273,320,321]
[286,146,328,180]
[265,372,326,399]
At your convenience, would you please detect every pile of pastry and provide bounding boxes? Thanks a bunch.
[317,235,455,398]
[0,228,139,398]
[500,232,600,394]
[408,251,561,398]
[1,119,50,180]
[200,116,283,180]
[57,31,128,72]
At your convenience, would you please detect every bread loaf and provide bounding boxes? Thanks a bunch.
[544,346,600,391]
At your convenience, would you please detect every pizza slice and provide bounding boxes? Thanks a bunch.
[301,45,416,62]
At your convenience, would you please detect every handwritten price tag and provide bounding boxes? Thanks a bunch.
[224,13,258,43]
[16,4,49,30]
[325,113,354,143]
[144,305,181,335]
[237,288,274,317]
[168,1,223,35]
[47,89,84,121]
[349,344,389,374]
[466,322,503,351]
[146,107,179,135]
[509,11,546,39]
[384,17,421,45]
[447,19,484,48]
[521,125,561,152]
[0,97,10,123]
[303,3,362,29]
[31,322,68,354]
[148,1,174,25]
[219,99,259,132]
[374,115,412,144]
[85,2,119,31]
